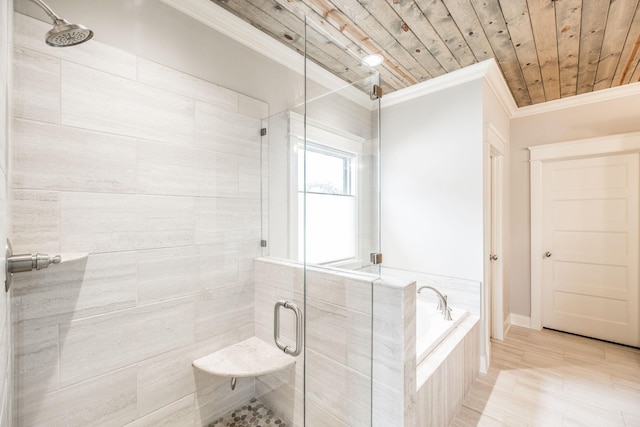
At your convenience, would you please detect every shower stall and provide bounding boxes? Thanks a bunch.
[253,17,384,426]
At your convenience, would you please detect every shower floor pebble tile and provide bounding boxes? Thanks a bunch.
[209,398,287,427]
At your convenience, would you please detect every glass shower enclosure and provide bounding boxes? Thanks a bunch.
[256,16,382,426]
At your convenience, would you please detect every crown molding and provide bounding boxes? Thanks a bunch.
[381,60,492,108]
[381,59,517,120]
[513,81,640,118]
[159,0,373,110]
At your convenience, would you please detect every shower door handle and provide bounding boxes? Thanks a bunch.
[274,300,303,356]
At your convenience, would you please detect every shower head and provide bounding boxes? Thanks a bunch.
[45,19,93,47]
[29,0,93,47]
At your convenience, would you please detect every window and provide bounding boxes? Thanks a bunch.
[298,142,357,264]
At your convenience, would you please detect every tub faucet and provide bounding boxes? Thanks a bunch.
[417,286,453,321]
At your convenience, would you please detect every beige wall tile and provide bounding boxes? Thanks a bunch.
[136,346,196,417]
[13,47,60,123]
[61,62,195,145]
[194,197,260,245]
[306,297,372,376]
[59,193,195,253]
[137,246,200,304]
[199,243,240,291]
[195,101,261,156]
[194,284,254,342]
[13,318,58,399]
[306,349,371,426]
[18,366,137,427]
[125,395,194,427]
[59,299,194,387]
[12,119,137,193]
[12,252,136,321]
[10,189,60,254]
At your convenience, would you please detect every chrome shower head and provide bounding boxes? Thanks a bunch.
[45,19,93,47]
[29,0,93,47]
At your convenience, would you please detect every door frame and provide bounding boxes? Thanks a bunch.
[483,123,506,370]
[529,131,640,330]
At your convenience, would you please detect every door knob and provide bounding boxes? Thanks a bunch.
[545,251,552,258]
[490,254,498,261]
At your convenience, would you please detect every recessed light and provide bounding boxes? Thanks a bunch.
[362,53,384,67]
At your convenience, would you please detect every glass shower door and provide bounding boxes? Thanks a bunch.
[256,15,381,426]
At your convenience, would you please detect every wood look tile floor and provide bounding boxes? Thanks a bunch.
[451,326,640,427]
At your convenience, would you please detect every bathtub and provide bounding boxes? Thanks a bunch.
[416,296,468,365]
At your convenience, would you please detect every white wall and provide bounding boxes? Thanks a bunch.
[381,79,485,282]
[0,2,11,426]
[509,85,640,316]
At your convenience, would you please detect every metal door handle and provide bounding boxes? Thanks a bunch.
[545,251,552,258]
[274,300,303,356]
[490,254,498,261]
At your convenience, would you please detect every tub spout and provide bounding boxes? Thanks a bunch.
[417,285,452,321]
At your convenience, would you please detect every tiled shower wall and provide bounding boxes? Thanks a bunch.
[0,2,11,426]
[10,13,266,426]
[254,258,416,427]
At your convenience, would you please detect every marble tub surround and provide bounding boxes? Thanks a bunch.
[416,318,479,427]
[11,12,266,427]
[382,267,481,317]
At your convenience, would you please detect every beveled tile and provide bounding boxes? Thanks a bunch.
[18,366,137,427]
[13,47,60,123]
[59,299,194,387]
[61,62,195,145]
[13,119,137,193]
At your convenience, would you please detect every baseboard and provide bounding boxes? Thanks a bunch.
[509,313,531,328]
[503,317,512,336]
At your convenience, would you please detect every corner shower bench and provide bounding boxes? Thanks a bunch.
[192,336,296,390]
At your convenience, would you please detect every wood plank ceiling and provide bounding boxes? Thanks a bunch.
[213,0,640,107]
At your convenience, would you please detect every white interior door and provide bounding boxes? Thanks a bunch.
[490,153,503,340]
[542,154,639,347]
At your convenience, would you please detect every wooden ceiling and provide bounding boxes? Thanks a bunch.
[213,0,640,107]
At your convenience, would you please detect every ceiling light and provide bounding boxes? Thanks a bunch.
[362,53,384,67]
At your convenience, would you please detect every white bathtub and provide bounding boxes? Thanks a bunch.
[416,297,468,365]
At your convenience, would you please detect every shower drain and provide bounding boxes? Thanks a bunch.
[209,398,287,427]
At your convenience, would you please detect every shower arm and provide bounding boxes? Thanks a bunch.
[29,0,63,23]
